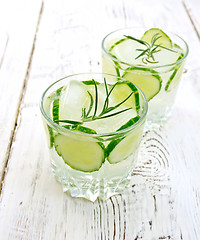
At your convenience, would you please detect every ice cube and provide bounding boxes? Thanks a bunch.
[59,80,88,121]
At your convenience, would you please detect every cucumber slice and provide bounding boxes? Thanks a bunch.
[82,80,100,85]
[47,125,54,148]
[165,53,184,92]
[54,125,105,172]
[141,28,173,48]
[56,86,64,96]
[108,52,121,76]
[110,80,140,111]
[52,86,64,122]
[109,38,128,52]
[108,37,142,67]
[117,116,140,131]
[48,86,64,147]
[72,125,97,134]
[46,87,64,148]
[52,98,59,121]
[122,67,162,101]
[105,116,142,164]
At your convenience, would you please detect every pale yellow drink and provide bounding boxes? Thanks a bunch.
[40,73,147,201]
[102,28,188,126]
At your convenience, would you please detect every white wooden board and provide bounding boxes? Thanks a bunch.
[0,0,200,239]
[0,0,42,181]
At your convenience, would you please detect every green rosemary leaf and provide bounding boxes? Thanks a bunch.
[124,35,149,46]
[152,44,161,52]
[124,33,177,64]
[97,108,132,120]
[103,77,109,110]
[102,91,133,115]
[55,78,137,126]
[146,58,158,64]
[157,44,176,52]
[151,33,161,45]
[100,81,118,115]
[150,53,156,62]
[81,108,86,118]
[135,48,149,60]
[86,91,94,116]
[92,79,98,118]
[55,119,83,125]
[136,48,147,52]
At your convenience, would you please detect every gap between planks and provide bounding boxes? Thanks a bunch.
[182,0,200,40]
[0,36,9,69]
[0,1,44,194]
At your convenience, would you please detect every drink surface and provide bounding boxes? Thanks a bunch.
[102,28,188,126]
[41,76,147,201]
[45,79,142,133]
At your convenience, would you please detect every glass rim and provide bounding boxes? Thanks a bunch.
[101,27,189,71]
[40,73,148,138]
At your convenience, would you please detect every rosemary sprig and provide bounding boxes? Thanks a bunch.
[54,119,83,125]
[124,33,176,64]
[55,78,134,126]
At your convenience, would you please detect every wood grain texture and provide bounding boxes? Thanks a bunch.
[0,0,200,239]
[183,0,200,39]
[0,0,43,182]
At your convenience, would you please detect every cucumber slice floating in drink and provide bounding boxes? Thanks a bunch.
[52,98,60,121]
[54,125,105,172]
[106,116,142,164]
[52,86,64,121]
[107,28,174,68]
[49,77,145,171]
[108,39,128,75]
[106,132,141,164]
[47,86,64,147]
[141,28,173,48]
[165,53,184,92]
[122,67,162,101]
[108,37,143,66]
[110,80,140,111]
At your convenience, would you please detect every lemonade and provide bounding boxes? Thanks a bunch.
[40,73,147,201]
[102,28,189,126]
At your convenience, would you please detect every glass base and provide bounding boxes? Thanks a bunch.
[49,147,138,202]
[145,107,173,130]
[52,169,131,202]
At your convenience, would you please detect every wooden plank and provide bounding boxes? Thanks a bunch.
[0,32,8,68]
[0,0,200,239]
[183,0,200,38]
[122,0,200,238]
[0,0,43,181]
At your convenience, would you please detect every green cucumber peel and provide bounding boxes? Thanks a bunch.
[47,125,54,148]
[82,80,100,85]
[108,52,121,77]
[108,39,127,77]
[54,125,106,171]
[122,67,162,101]
[116,80,140,112]
[52,98,59,122]
[56,86,64,96]
[165,53,184,92]
[109,38,128,52]
[50,86,64,147]
[62,124,106,157]
[105,116,141,161]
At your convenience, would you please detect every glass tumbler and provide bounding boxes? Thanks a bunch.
[40,73,148,201]
[102,28,188,127]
